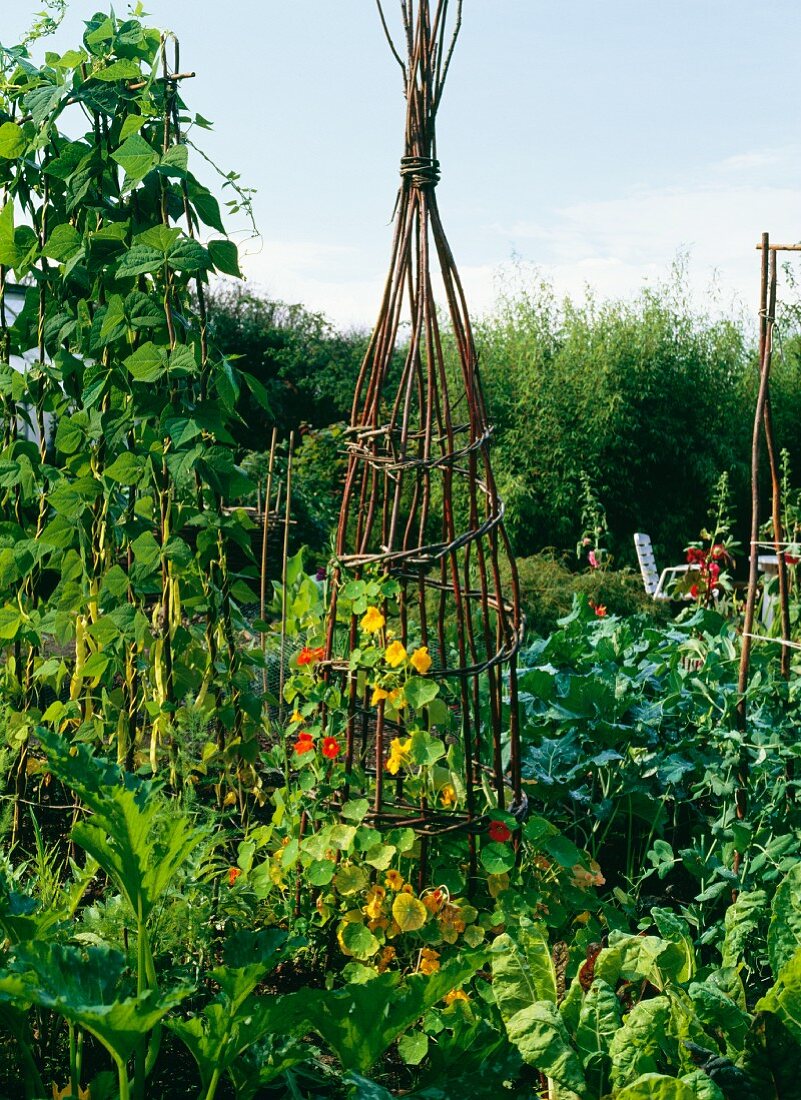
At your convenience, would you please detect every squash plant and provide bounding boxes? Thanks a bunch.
[0,7,267,815]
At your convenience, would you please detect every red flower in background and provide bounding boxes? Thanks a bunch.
[322,736,341,759]
[488,820,512,843]
[228,867,241,887]
[293,731,314,755]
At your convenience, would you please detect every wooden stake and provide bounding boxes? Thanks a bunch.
[278,433,294,721]
[260,428,278,693]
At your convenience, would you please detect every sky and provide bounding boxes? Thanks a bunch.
[5,1,801,330]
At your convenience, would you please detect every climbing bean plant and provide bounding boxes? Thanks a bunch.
[0,8,265,823]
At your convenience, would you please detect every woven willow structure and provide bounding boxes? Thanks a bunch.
[325,1,524,839]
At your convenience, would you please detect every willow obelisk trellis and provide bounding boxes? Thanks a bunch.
[324,0,524,848]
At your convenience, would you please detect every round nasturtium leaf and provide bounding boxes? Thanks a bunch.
[333,863,368,896]
[364,843,397,870]
[481,842,516,875]
[398,1030,429,1065]
[338,919,380,960]
[392,892,428,932]
[463,924,485,947]
[306,859,336,887]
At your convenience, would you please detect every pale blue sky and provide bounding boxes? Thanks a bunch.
[6,2,801,326]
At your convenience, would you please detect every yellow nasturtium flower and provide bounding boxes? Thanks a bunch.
[440,784,456,807]
[410,646,432,675]
[386,736,411,775]
[364,884,387,920]
[361,606,385,633]
[385,640,407,667]
[371,684,390,706]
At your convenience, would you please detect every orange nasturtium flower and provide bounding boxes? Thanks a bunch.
[361,606,385,633]
[385,640,407,667]
[297,645,325,665]
[422,887,446,915]
[410,646,432,675]
[364,884,387,920]
[376,945,396,973]
[418,947,441,975]
[384,869,404,891]
[443,988,469,1005]
[228,867,241,887]
[293,731,315,755]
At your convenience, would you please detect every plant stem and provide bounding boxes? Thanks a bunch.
[134,907,149,1100]
[69,1022,78,1096]
[115,1053,131,1100]
[204,1067,222,1100]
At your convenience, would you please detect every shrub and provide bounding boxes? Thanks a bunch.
[472,267,750,564]
[508,553,664,637]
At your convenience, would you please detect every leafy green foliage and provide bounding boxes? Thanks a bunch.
[2,8,801,1100]
[0,3,264,797]
[469,269,750,560]
[302,957,483,1073]
[0,942,189,1064]
[491,922,557,1017]
[41,730,205,924]
[204,284,370,444]
[168,930,307,1094]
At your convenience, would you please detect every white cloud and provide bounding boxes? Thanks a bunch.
[235,145,801,330]
[493,145,801,320]
[238,239,384,329]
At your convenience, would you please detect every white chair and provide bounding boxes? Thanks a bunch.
[634,533,691,601]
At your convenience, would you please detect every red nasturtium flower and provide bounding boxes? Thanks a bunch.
[321,736,341,759]
[228,867,241,887]
[293,731,315,754]
[594,604,607,618]
[297,646,325,666]
[488,820,512,843]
